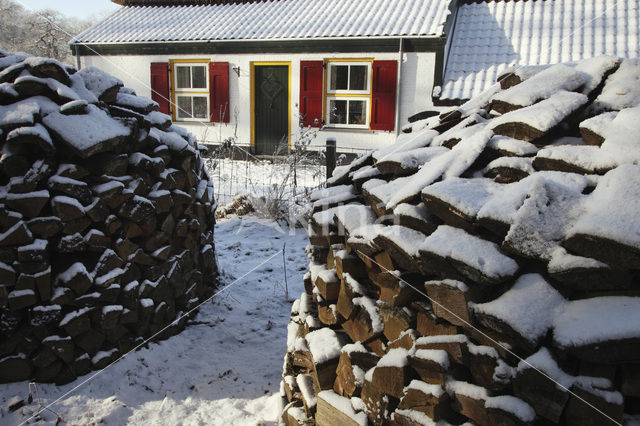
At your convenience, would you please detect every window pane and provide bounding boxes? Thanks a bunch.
[177,96,193,119]
[176,67,191,89]
[348,100,366,125]
[330,65,348,91]
[193,97,208,119]
[329,99,347,124]
[192,66,207,89]
[349,65,368,91]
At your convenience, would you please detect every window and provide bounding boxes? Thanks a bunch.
[325,62,372,128]
[150,61,230,123]
[173,62,209,121]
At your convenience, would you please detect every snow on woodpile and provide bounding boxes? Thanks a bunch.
[0,51,218,384]
[279,55,640,425]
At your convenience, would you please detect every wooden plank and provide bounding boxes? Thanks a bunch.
[316,391,367,426]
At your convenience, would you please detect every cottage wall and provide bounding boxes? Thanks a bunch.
[79,51,440,154]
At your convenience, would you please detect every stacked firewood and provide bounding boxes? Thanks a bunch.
[280,56,640,425]
[0,51,217,384]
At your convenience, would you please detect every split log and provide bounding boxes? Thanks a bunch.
[361,379,399,424]
[316,390,368,426]
[413,301,459,337]
[282,402,314,426]
[397,380,451,421]
[334,345,379,398]
[371,348,416,398]
[388,330,418,351]
[379,303,415,341]
[408,349,450,385]
[415,334,467,365]
[296,373,317,417]
[314,268,340,302]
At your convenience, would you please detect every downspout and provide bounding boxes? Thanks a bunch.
[394,37,404,135]
[73,44,82,70]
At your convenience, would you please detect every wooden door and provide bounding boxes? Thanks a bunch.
[254,65,289,155]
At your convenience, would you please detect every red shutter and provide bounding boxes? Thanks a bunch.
[370,60,398,131]
[299,60,323,128]
[150,62,170,115]
[209,62,230,123]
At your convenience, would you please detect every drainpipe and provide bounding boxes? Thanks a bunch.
[395,37,404,135]
[73,45,82,70]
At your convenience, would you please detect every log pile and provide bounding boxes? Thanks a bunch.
[0,51,218,384]
[280,55,640,425]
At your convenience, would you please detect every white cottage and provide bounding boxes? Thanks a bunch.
[70,0,639,154]
[70,0,455,154]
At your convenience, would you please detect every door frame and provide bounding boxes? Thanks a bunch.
[250,61,292,151]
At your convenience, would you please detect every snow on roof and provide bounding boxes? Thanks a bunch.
[71,0,452,44]
[441,0,640,101]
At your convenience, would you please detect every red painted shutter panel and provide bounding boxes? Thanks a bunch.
[150,62,170,115]
[299,60,323,128]
[209,62,230,123]
[370,60,398,131]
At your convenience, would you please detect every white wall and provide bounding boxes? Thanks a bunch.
[79,50,442,154]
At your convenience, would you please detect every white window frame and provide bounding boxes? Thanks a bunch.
[172,62,210,122]
[325,96,371,129]
[325,61,372,129]
[326,62,371,95]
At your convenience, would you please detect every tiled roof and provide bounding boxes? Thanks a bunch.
[440,0,640,101]
[72,0,452,44]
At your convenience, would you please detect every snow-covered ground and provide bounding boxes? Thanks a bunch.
[0,216,310,425]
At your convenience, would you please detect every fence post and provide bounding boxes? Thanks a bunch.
[326,137,336,179]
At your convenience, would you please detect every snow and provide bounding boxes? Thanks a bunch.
[487,135,538,156]
[377,146,449,170]
[485,395,536,422]
[341,342,368,355]
[591,59,640,113]
[6,123,53,147]
[535,145,616,172]
[547,247,607,273]
[393,202,430,221]
[485,157,534,174]
[477,171,593,226]
[393,408,438,425]
[351,165,381,181]
[0,98,40,128]
[377,225,428,257]
[445,380,488,400]
[317,391,368,426]
[421,225,519,280]
[59,307,92,327]
[405,380,445,398]
[17,239,47,252]
[42,104,132,154]
[416,334,468,345]
[490,90,588,133]
[116,92,158,111]
[306,328,342,364]
[296,374,316,409]
[503,176,585,260]
[517,347,614,394]
[77,66,123,98]
[491,64,585,108]
[92,349,119,366]
[371,128,493,209]
[567,164,640,248]
[471,274,566,343]
[310,184,352,201]
[352,296,383,333]
[413,349,449,368]
[150,127,194,153]
[422,178,501,218]
[373,129,439,161]
[553,296,640,348]
[8,289,35,298]
[377,348,410,368]
[466,343,498,359]
[14,75,79,102]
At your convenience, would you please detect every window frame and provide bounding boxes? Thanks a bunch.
[170,60,210,122]
[323,59,373,129]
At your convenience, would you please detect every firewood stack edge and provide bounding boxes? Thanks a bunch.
[0,51,218,384]
[280,56,640,425]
